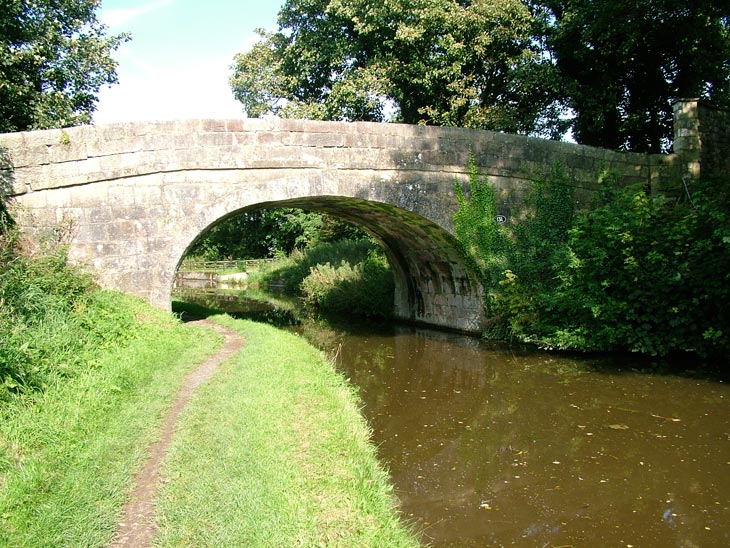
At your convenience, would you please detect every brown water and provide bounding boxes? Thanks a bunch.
[179,293,730,547]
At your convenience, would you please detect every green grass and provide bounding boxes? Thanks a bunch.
[0,294,222,547]
[154,315,421,548]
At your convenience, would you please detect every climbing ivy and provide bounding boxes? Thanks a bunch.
[455,166,730,358]
[453,161,511,288]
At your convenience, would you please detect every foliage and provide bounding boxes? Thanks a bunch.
[454,162,577,337]
[230,0,566,137]
[0,0,129,132]
[188,208,368,261]
[233,0,729,152]
[250,239,394,318]
[499,165,576,332]
[532,0,730,152]
[0,225,139,398]
[553,176,730,356]
[301,250,394,318]
[455,167,730,357]
[454,160,512,291]
[256,239,383,289]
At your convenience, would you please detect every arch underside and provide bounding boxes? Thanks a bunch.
[199,196,485,333]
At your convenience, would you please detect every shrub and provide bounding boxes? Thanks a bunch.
[0,226,140,399]
[454,165,730,358]
[301,250,394,318]
[257,239,387,293]
[554,176,730,355]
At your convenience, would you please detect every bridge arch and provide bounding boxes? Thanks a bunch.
[180,193,484,332]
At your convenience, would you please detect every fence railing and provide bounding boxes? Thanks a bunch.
[177,258,276,272]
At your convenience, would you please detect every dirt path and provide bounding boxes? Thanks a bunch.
[110,318,244,548]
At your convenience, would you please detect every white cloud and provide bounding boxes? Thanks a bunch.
[94,54,244,123]
[238,33,264,54]
[100,0,174,28]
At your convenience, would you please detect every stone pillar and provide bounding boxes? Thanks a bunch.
[673,99,702,181]
[673,98,730,182]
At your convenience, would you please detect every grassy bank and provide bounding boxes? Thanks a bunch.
[0,224,224,545]
[0,293,222,547]
[155,311,420,547]
[1,224,418,546]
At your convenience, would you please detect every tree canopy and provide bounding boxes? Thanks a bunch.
[188,209,369,261]
[231,0,566,138]
[536,0,730,152]
[0,0,128,132]
[231,0,730,152]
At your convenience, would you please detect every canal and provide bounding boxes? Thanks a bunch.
[177,291,730,547]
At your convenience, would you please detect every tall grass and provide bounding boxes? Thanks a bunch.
[251,239,395,318]
[300,250,394,318]
[0,225,141,399]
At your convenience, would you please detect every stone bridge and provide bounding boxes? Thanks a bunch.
[0,101,716,332]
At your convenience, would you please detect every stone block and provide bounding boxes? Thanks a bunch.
[85,206,115,224]
[108,185,136,207]
[133,184,163,206]
[70,184,109,207]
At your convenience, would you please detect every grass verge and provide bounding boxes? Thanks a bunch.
[0,294,222,547]
[155,313,421,547]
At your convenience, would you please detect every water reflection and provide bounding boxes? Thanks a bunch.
[176,291,730,547]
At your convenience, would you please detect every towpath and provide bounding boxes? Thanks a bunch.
[109,319,244,547]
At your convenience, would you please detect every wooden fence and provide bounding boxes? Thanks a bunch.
[177,258,276,272]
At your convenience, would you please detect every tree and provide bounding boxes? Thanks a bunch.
[533,0,730,152]
[230,0,567,138]
[0,0,128,132]
[188,209,369,261]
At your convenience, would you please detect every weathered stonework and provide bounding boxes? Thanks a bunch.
[673,99,730,183]
[0,117,698,333]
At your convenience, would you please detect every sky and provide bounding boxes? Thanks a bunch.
[93,0,284,124]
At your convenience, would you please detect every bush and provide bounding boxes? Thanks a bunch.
[0,226,140,399]
[251,239,395,319]
[455,165,730,358]
[257,239,387,292]
[554,176,730,355]
[301,251,394,318]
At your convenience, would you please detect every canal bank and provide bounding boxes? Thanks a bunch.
[0,290,421,547]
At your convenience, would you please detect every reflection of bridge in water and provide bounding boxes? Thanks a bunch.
[1,100,723,332]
